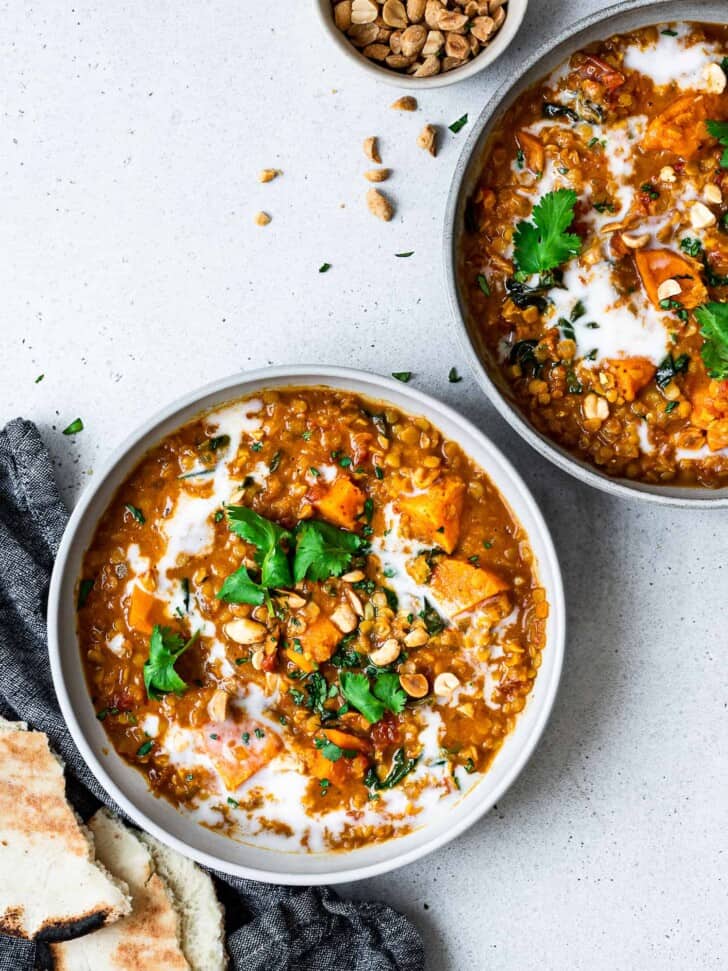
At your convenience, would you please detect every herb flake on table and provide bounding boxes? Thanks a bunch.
[62,417,84,436]
[77,578,94,609]
[449,114,468,134]
[395,251,414,258]
[124,503,145,524]
[35,374,44,383]
[448,367,462,383]
[477,274,490,296]
[392,371,411,382]
[319,262,331,273]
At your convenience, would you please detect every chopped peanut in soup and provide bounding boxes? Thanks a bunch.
[78,387,548,852]
[459,22,728,488]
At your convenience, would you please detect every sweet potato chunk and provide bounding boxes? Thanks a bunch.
[687,374,728,429]
[323,728,372,756]
[515,129,544,175]
[634,248,707,309]
[642,94,711,159]
[313,477,365,530]
[201,719,281,791]
[293,615,342,664]
[430,558,509,616]
[605,357,656,402]
[398,478,465,554]
[707,418,728,451]
[127,584,163,635]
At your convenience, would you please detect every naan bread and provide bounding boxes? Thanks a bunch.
[139,833,228,971]
[52,809,190,970]
[0,721,131,941]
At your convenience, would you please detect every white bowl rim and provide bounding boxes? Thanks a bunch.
[313,0,529,90]
[443,0,728,507]
[48,364,565,885]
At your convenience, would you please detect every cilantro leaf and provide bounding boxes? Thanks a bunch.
[314,737,359,762]
[371,672,407,714]
[695,302,728,379]
[62,417,84,436]
[306,672,332,720]
[513,189,582,274]
[226,505,292,587]
[294,520,363,583]
[339,672,385,723]
[365,747,419,790]
[143,626,199,700]
[706,120,728,167]
[216,564,266,605]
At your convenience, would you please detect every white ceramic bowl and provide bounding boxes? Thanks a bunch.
[48,366,564,884]
[314,0,528,89]
[444,0,728,506]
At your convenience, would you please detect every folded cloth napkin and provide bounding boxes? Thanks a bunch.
[0,418,425,971]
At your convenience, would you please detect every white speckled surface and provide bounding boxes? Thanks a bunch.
[1,1,726,968]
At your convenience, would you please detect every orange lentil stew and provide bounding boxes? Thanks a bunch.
[459,22,728,488]
[77,387,548,852]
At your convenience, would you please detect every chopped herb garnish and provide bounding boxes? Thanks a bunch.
[227,796,239,808]
[365,747,419,790]
[680,237,702,258]
[419,598,446,636]
[177,467,216,480]
[375,466,384,480]
[242,732,250,744]
[202,434,230,452]
[251,441,263,452]
[640,182,660,200]
[254,727,265,739]
[661,27,678,35]
[124,503,145,524]
[706,120,728,168]
[593,200,615,213]
[513,189,581,274]
[448,367,462,383]
[143,626,200,700]
[566,369,583,394]
[695,302,728,379]
[309,466,320,477]
[395,251,414,258]
[339,671,406,723]
[319,262,332,273]
[665,400,679,414]
[483,539,493,549]
[542,101,579,123]
[294,519,362,583]
[392,371,412,383]
[77,578,94,609]
[477,273,490,296]
[289,687,306,705]
[339,455,352,467]
[95,706,119,721]
[235,655,250,666]
[655,353,690,389]
[516,149,525,169]
[214,509,225,522]
[269,450,282,473]
[319,778,330,796]
[449,113,468,133]
[62,418,84,436]
[136,740,153,757]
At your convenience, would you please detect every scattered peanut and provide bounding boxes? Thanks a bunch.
[224,618,267,644]
[404,627,429,647]
[621,231,650,249]
[399,672,429,698]
[363,136,381,163]
[344,587,365,616]
[658,165,677,184]
[704,183,723,205]
[433,672,460,696]
[703,62,727,94]
[207,689,229,722]
[258,169,281,183]
[417,123,437,156]
[255,212,271,227]
[690,201,716,229]
[583,392,609,422]
[274,588,307,609]
[369,638,401,666]
[656,278,682,301]
[391,95,418,111]
[331,602,359,633]
[366,187,394,221]
[341,569,366,582]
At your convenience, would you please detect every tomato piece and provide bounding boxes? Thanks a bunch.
[578,55,625,91]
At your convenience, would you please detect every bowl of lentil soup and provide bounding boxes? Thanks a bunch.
[445,0,728,504]
[48,367,564,884]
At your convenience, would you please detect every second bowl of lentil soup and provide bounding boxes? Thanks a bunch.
[446,0,728,504]
[48,367,564,884]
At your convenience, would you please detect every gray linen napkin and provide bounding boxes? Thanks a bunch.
[0,418,425,971]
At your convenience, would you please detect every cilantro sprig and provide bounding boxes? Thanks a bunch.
[294,520,363,583]
[217,564,266,605]
[695,302,728,380]
[226,506,292,588]
[339,671,406,723]
[706,120,728,168]
[143,625,200,700]
[513,189,581,275]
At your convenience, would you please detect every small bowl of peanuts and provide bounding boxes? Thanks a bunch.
[316,0,528,88]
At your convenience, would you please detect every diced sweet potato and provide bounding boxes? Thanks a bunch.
[707,418,728,451]
[430,558,509,616]
[642,94,712,159]
[201,719,281,791]
[127,584,162,635]
[605,357,656,402]
[293,615,341,664]
[313,477,365,530]
[323,728,372,756]
[687,373,728,429]
[634,248,707,309]
[398,478,466,554]
[515,129,544,174]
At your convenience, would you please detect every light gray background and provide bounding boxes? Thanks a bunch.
[2,1,726,968]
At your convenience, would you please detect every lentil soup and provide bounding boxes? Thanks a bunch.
[459,21,728,488]
[78,387,548,852]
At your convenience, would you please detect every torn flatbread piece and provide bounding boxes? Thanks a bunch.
[0,720,131,941]
[52,809,190,970]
